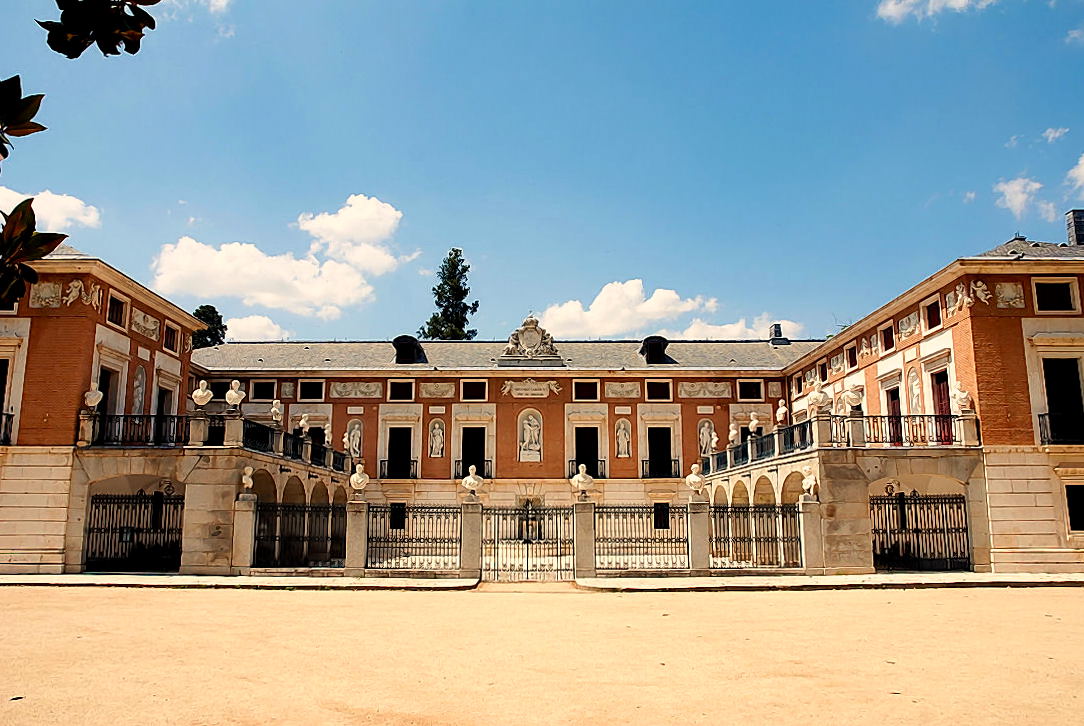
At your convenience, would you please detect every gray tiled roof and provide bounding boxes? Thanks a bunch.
[192,339,824,373]
[45,243,93,259]
[974,237,1084,259]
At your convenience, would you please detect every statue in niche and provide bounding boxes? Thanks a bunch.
[191,380,213,408]
[907,369,921,413]
[615,419,632,458]
[343,420,362,458]
[570,464,594,500]
[698,420,715,456]
[429,420,445,458]
[519,413,542,462]
[225,380,246,408]
[349,464,369,499]
[132,367,146,415]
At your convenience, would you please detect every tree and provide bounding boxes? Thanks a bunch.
[192,304,227,348]
[418,248,479,340]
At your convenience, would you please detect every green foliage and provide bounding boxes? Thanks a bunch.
[192,304,228,349]
[418,248,480,340]
[38,0,159,59]
[0,199,68,307]
[0,76,46,173]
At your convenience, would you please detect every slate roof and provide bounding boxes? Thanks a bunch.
[44,243,93,259]
[973,237,1084,260]
[192,339,824,373]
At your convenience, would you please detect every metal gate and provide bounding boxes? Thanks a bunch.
[84,490,184,572]
[482,503,574,581]
[870,492,971,571]
[253,502,346,567]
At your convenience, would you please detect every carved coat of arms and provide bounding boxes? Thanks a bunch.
[501,315,559,359]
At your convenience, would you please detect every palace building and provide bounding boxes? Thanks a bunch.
[3,213,1084,580]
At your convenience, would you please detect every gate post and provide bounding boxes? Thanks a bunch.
[460,500,482,580]
[573,500,596,579]
[231,492,257,575]
[223,411,243,447]
[188,412,208,446]
[798,494,825,574]
[687,499,711,574]
[344,500,368,576]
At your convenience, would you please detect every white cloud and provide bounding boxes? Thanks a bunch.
[1004,135,1021,149]
[152,236,371,320]
[0,186,101,231]
[1067,153,1084,198]
[1038,200,1058,223]
[878,0,998,23]
[162,0,232,14]
[1067,28,1084,45]
[1043,127,1070,143]
[225,315,292,342]
[993,177,1043,219]
[539,280,714,338]
[659,315,805,341]
[297,193,405,275]
[963,191,977,203]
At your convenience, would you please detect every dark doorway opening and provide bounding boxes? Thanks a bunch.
[644,426,675,478]
[886,387,903,445]
[1042,358,1084,444]
[574,426,601,478]
[931,371,953,444]
[386,426,414,478]
[460,426,487,477]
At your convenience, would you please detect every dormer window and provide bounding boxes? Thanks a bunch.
[639,336,672,364]
[392,335,426,364]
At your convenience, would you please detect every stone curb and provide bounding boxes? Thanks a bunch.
[0,576,480,591]
[572,577,1084,593]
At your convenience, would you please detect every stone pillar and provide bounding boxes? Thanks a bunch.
[798,494,825,574]
[687,498,711,574]
[344,500,369,575]
[459,499,483,579]
[959,412,980,447]
[188,412,208,446]
[76,411,96,447]
[272,426,284,455]
[726,445,737,469]
[846,410,866,448]
[301,434,313,464]
[223,412,243,447]
[573,500,596,579]
[231,492,257,574]
[811,413,834,448]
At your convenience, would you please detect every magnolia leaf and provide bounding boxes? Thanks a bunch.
[10,94,44,126]
[1,199,36,248]
[11,232,68,264]
[5,122,47,138]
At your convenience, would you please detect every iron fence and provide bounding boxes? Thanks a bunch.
[595,504,689,570]
[454,459,492,479]
[94,414,188,447]
[1038,412,1084,445]
[709,504,801,569]
[568,459,606,479]
[870,492,970,571]
[253,502,346,567]
[865,415,961,446]
[242,419,275,453]
[380,459,418,478]
[84,491,184,572]
[482,504,574,581]
[366,504,461,570]
[730,442,750,467]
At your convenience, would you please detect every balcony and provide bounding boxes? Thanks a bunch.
[701,413,980,477]
[568,459,607,479]
[93,414,189,447]
[380,458,418,479]
[641,458,680,479]
[1038,412,1084,445]
[455,459,492,479]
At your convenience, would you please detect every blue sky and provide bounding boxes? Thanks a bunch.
[3,0,1084,341]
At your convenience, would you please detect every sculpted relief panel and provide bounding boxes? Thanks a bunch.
[329,381,383,399]
[604,382,640,399]
[418,382,455,398]
[500,379,561,398]
[130,309,161,341]
[678,382,732,399]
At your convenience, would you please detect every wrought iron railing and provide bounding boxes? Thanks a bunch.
[205,414,226,446]
[778,420,812,454]
[242,419,275,453]
[640,458,680,479]
[595,504,689,570]
[751,434,776,461]
[568,459,606,479]
[310,442,328,466]
[84,491,184,572]
[1038,412,1084,445]
[94,414,188,447]
[366,504,461,570]
[0,412,12,445]
[253,502,346,568]
[710,504,801,569]
[870,492,970,571]
[454,459,492,479]
[380,458,418,479]
[864,414,961,446]
[730,442,749,467]
[282,431,303,460]
[331,450,348,472]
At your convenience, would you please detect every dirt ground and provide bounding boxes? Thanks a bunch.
[0,585,1081,725]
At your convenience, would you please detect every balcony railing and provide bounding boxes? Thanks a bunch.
[0,412,12,445]
[380,458,418,479]
[282,431,304,460]
[1038,412,1084,445]
[94,414,188,447]
[641,458,680,479]
[864,415,961,447]
[242,419,275,453]
[751,434,776,461]
[778,420,813,454]
[455,459,492,479]
[310,442,328,466]
[331,450,349,473]
[568,459,607,479]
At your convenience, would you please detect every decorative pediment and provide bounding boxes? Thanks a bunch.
[498,315,563,367]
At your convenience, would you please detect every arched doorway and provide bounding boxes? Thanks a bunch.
[83,475,184,572]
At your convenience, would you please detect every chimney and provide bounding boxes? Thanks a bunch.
[769,323,789,346]
[1068,210,1084,246]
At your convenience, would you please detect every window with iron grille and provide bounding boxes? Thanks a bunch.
[107,295,127,327]
[163,324,179,353]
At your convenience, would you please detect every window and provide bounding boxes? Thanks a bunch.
[1066,485,1084,531]
[0,297,17,314]
[461,380,487,401]
[163,323,180,353]
[250,380,276,401]
[1034,279,1079,313]
[737,380,763,401]
[645,380,671,401]
[106,293,128,328]
[845,345,858,370]
[792,374,803,395]
[652,502,671,530]
[573,380,599,401]
[298,380,324,401]
[880,324,895,352]
[818,362,828,382]
[209,380,231,399]
[923,299,942,330]
[388,380,414,401]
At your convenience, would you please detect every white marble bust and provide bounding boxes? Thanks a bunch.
[84,381,103,409]
[191,380,213,408]
[570,464,594,492]
[460,464,485,494]
[269,399,283,423]
[225,380,246,407]
[349,464,369,498]
[685,463,707,495]
[240,466,254,491]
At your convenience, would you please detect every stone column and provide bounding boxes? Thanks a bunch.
[846,410,866,448]
[573,500,596,579]
[223,411,243,447]
[459,499,483,580]
[301,433,313,464]
[798,494,825,574]
[76,411,96,447]
[272,423,285,455]
[188,412,209,446]
[344,500,369,576]
[687,498,711,574]
[959,412,980,447]
[811,413,834,448]
[231,492,257,575]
